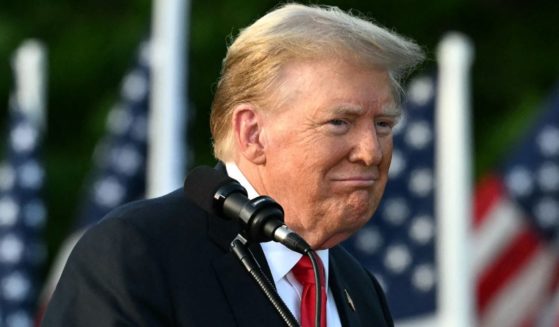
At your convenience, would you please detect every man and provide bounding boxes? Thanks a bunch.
[43,3,423,326]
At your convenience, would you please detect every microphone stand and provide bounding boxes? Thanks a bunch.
[306,251,322,327]
[230,234,300,327]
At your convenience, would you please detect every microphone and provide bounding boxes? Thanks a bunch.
[184,166,311,254]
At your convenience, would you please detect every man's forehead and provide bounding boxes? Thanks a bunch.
[270,57,396,112]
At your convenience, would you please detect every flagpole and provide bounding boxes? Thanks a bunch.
[435,32,476,327]
[13,39,47,129]
[147,0,190,198]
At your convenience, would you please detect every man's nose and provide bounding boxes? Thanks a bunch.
[348,128,383,166]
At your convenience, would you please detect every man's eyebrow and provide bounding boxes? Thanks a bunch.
[382,105,402,117]
[330,104,401,117]
[331,106,365,115]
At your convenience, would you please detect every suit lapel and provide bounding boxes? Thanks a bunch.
[206,192,282,327]
[212,251,277,327]
[212,244,284,327]
[329,249,362,327]
[206,162,286,326]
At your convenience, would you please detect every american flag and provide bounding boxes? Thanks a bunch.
[475,85,559,326]
[344,75,559,326]
[73,41,151,229]
[0,97,47,324]
[37,41,151,316]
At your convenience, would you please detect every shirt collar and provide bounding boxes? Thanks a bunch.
[260,241,330,286]
[225,162,330,285]
[225,162,260,199]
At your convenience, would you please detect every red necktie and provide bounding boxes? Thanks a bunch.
[291,255,327,327]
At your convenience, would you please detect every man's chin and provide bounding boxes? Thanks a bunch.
[345,199,377,221]
[314,231,355,249]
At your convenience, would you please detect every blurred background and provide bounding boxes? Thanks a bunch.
[0,0,558,326]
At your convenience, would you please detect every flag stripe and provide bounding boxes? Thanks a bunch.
[472,191,525,275]
[477,228,541,314]
[479,248,557,327]
[473,175,504,229]
[550,262,559,294]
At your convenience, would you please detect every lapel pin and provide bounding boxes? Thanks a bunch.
[344,289,356,312]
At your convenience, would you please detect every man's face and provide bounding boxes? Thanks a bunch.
[256,58,397,249]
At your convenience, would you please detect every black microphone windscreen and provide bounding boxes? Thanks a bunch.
[183,166,237,215]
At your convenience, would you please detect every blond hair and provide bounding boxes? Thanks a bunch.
[210,3,424,161]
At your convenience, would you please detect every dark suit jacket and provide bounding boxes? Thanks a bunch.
[42,187,394,326]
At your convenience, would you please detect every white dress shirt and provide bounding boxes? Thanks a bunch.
[226,162,342,327]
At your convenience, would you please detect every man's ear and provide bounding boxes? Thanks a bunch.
[232,104,266,164]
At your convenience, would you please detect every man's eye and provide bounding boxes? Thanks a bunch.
[329,119,347,126]
[376,120,395,134]
[325,119,350,134]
